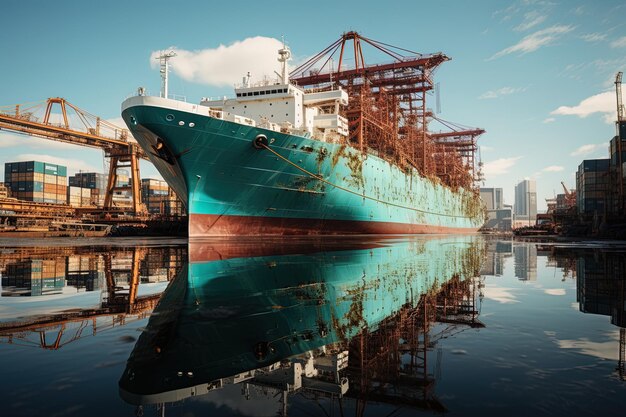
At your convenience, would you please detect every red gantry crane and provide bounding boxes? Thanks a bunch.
[290,32,485,190]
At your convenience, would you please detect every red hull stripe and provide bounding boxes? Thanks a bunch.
[189,214,479,237]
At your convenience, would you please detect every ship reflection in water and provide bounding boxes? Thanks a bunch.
[2,238,626,416]
[119,235,486,416]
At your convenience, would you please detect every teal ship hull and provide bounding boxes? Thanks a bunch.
[122,96,484,237]
[119,235,485,405]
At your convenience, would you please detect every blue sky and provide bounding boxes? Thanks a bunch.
[1,0,625,210]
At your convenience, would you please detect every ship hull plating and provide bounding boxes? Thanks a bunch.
[122,96,484,237]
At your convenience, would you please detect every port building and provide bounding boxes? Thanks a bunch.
[479,187,512,231]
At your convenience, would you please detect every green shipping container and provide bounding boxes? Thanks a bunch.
[34,161,44,174]
[44,163,58,174]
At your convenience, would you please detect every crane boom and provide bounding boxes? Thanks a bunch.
[617,72,624,122]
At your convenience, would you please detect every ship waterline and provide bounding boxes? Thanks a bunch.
[188,213,482,236]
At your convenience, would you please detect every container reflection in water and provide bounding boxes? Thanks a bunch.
[0,243,186,349]
[119,235,486,415]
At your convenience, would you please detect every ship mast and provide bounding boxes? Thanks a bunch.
[157,51,177,99]
[277,37,291,84]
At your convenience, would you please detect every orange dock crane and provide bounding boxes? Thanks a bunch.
[560,181,577,208]
[0,98,146,214]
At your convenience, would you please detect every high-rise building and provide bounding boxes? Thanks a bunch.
[479,187,511,231]
[514,179,537,227]
[480,187,503,210]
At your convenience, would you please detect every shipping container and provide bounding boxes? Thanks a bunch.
[44,163,58,174]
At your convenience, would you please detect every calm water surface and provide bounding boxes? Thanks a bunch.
[0,236,624,416]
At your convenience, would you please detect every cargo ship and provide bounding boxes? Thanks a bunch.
[121,33,485,238]
[119,235,485,406]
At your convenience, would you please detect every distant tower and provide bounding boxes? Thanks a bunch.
[514,179,537,224]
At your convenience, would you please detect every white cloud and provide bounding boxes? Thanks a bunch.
[489,25,574,60]
[570,143,604,157]
[555,330,621,360]
[551,91,616,123]
[478,86,526,99]
[0,131,79,151]
[0,131,25,148]
[514,11,546,32]
[151,37,285,87]
[542,165,564,172]
[14,153,98,175]
[105,117,127,130]
[611,36,626,48]
[544,288,566,295]
[543,117,556,123]
[483,156,522,176]
[580,33,607,42]
[483,285,519,304]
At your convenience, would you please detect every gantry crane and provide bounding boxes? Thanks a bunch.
[0,98,146,214]
[290,32,485,189]
[615,72,625,212]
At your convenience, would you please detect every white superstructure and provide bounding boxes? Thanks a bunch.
[200,45,349,142]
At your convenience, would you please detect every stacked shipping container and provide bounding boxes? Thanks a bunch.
[66,255,102,291]
[68,172,107,207]
[141,178,184,216]
[0,182,9,198]
[576,159,610,215]
[3,161,67,204]
[1,258,66,296]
